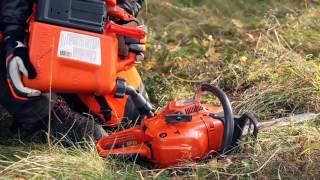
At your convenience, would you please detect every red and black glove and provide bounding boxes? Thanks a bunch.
[4,29,41,100]
[118,0,144,17]
[118,21,147,63]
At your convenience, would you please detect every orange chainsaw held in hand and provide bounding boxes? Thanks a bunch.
[20,0,149,127]
[23,0,144,95]
[97,84,258,168]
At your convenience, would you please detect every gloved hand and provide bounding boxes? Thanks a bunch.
[118,21,147,63]
[5,31,41,100]
[118,0,144,17]
[52,96,108,143]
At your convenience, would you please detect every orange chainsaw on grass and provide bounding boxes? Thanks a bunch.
[1,0,259,167]
[97,84,258,168]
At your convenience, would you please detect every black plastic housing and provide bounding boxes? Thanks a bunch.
[36,0,107,33]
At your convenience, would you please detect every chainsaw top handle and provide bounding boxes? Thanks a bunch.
[194,84,234,154]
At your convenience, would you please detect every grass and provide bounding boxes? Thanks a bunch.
[1,118,319,179]
[1,0,320,179]
[0,143,140,179]
[143,0,320,120]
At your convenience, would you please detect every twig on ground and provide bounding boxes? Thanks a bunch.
[153,169,165,179]
[138,171,145,180]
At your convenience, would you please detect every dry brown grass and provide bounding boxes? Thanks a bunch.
[1,118,319,179]
[1,0,320,179]
[143,0,320,120]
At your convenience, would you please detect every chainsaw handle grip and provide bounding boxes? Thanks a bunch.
[106,21,146,40]
[96,126,152,159]
[195,84,234,154]
[97,144,151,159]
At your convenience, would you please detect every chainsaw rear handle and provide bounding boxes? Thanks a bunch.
[97,126,152,159]
[195,84,234,154]
[102,145,151,159]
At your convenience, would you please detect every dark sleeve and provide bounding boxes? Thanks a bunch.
[117,0,144,17]
[0,0,34,36]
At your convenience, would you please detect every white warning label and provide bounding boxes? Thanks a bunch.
[58,31,101,65]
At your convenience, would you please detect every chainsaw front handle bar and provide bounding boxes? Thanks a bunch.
[195,84,234,154]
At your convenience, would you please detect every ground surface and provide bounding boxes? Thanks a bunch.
[1,0,320,179]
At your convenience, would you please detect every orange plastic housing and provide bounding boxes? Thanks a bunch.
[97,99,225,168]
[144,105,224,167]
[24,21,119,95]
[79,67,143,128]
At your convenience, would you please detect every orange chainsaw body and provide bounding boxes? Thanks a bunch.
[97,99,225,168]
[24,21,118,95]
[23,0,145,95]
[79,67,143,127]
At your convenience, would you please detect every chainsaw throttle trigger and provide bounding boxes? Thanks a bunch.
[165,114,192,123]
